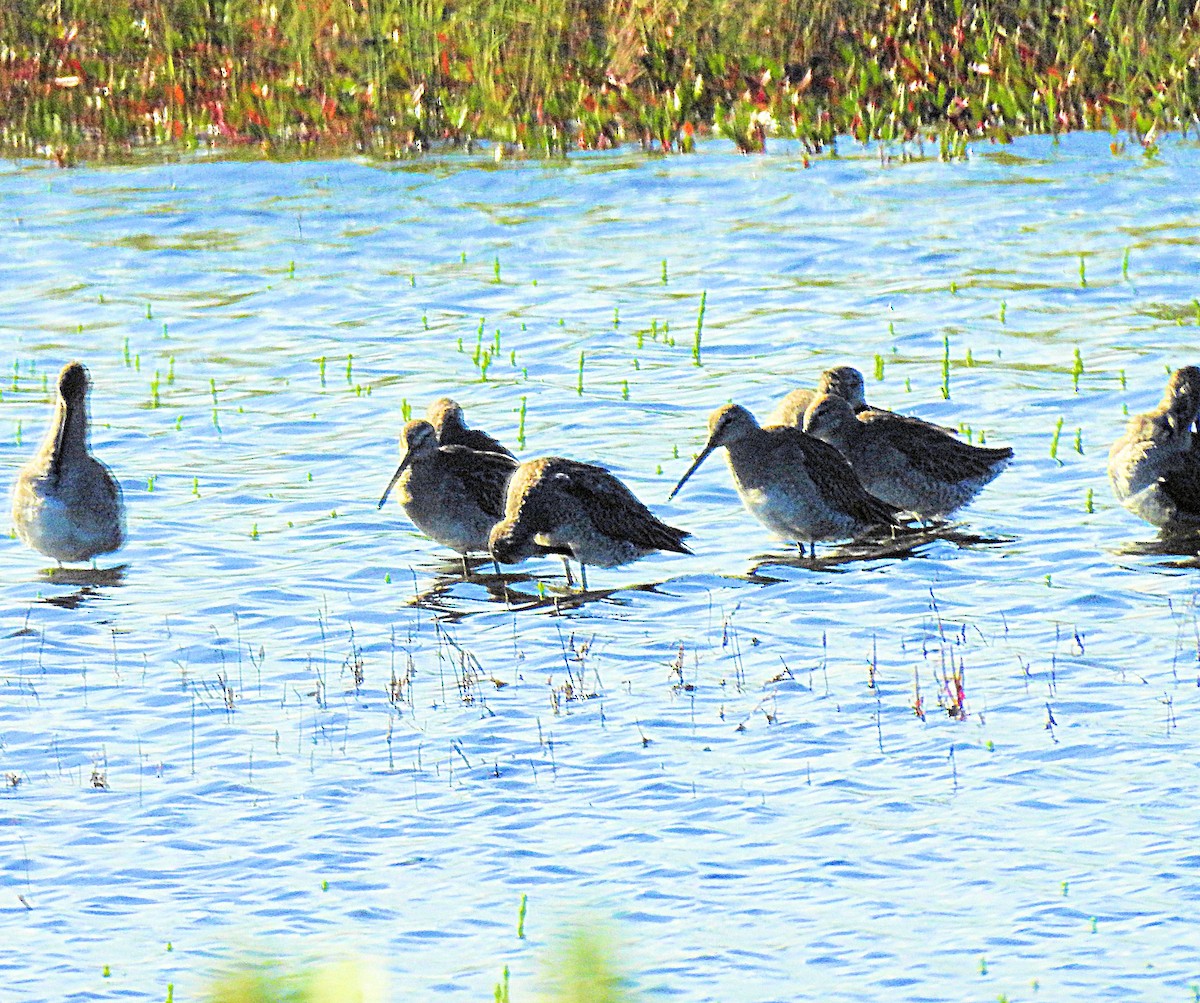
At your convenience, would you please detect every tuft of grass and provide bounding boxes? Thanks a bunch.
[940,335,950,400]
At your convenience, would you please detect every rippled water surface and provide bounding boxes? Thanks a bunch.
[2,135,1200,1001]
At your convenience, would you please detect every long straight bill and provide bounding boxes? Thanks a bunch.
[668,443,717,500]
[377,452,414,509]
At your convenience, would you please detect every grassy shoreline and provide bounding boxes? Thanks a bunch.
[2,0,1198,163]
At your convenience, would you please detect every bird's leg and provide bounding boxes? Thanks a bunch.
[560,557,576,588]
[809,539,818,561]
[492,558,502,576]
[580,564,589,592]
[460,554,470,580]
[795,542,806,558]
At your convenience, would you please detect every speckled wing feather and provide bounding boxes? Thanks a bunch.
[557,461,692,554]
[1159,454,1200,518]
[789,430,901,526]
[453,428,515,458]
[861,405,959,434]
[861,411,1012,480]
[441,446,519,519]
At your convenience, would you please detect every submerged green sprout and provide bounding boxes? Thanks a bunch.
[1049,416,1064,462]
[941,335,951,399]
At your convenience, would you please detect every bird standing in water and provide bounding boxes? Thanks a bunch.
[378,418,519,577]
[802,393,1012,520]
[489,457,691,589]
[670,403,899,556]
[12,361,125,565]
[1108,366,1200,532]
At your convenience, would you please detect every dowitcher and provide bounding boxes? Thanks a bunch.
[768,365,956,433]
[11,361,125,564]
[802,393,1012,520]
[669,403,900,554]
[1108,366,1200,531]
[489,457,691,588]
[378,419,519,574]
[426,397,514,457]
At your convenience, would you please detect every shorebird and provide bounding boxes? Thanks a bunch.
[426,398,514,457]
[378,419,519,575]
[768,365,957,433]
[802,392,1012,519]
[1108,366,1200,531]
[669,403,900,555]
[489,457,691,589]
[11,361,125,564]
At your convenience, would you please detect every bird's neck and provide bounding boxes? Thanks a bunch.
[47,400,89,482]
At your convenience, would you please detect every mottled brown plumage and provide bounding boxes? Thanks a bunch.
[378,420,519,564]
[768,365,957,433]
[803,393,1012,519]
[426,398,514,458]
[1109,366,1200,531]
[11,361,125,564]
[671,403,899,553]
[490,456,690,585]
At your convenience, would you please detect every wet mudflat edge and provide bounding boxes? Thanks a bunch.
[1,135,1200,1001]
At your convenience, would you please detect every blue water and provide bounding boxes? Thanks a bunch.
[2,133,1199,1001]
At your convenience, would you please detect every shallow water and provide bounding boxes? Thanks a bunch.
[2,134,1200,1001]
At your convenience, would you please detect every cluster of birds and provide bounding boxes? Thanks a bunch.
[10,361,1200,587]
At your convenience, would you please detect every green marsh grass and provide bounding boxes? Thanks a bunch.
[5,1,1200,159]
[1050,416,1064,462]
[940,335,950,400]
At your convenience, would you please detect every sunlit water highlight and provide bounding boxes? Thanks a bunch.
[2,134,1200,1001]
